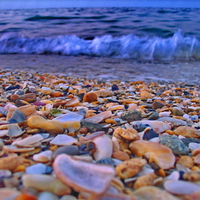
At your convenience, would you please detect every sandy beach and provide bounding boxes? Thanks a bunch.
[0,54,199,84]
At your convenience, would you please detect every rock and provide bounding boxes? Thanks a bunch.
[113,127,139,141]
[120,110,142,122]
[133,186,179,200]
[20,93,36,103]
[130,140,175,169]
[83,92,98,103]
[53,154,115,195]
[170,107,184,116]
[158,117,187,126]
[22,174,71,196]
[147,111,159,120]
[52,145,79,159]
[174,126,200,138]
[140,91,153,100]
[164,180,200,195]
[27,115,64,134]
[143,128,159,140]
[152,101,164,110]
[177,156,194,169]
[80,120,104,132]
[116,158,147,179]
[159,135,189,155]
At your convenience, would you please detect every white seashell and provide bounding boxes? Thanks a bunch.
[12,134,43,147]
[33,150,53,162]
[149,137,160,143]
[8,124,25,138]
[50,135,77,146]
[92,134,113,161]
[53,112,83,122]
[164,180,200,195]
[159,111,171,117]
[166,171,180,181]
[189,142,200,150]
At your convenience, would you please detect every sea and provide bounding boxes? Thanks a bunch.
[0,6,200,82]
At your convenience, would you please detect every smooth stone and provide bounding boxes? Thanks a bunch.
[8,109,25,123]
[120,110,142,122]
[27,115,64,134]
[147,111,159,120]
[50,135,77,146]
[130,140,175,169]
[152,101,164,110]
[158,117,187,126]
[159,135,189,155]
[22,174,71,196]
[174,126,200,138]
[164,180,200,195]
[0,169,12,179]
[20,93,36,102]
[170,107,184,116]
[38,192,59,200]
[53,154,115,195]
[52,145,79,160]
[133,186,179,200]
[26,163,47,174]
[80,120,104,132]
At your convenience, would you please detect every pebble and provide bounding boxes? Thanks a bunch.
[159,135,190,155]
[26,163,48,174]
[120,110,142,122]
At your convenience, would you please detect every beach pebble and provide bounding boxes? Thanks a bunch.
[52,145,79,159]
[152,101,164,110]
[25,163,48,174]
[130,140,175,169]
[174,126,200,138]
[33,150,53,162]
[53,154,115,195]
[38,192,59,200]
[120,110,142,122]
[22,174,71,196]
[159,135,189,155]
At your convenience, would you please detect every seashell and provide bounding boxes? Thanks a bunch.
[174,126,200,138]
[132,120,171,133]
[81,131,105,142]
[33,150,53,162]
[134,173,156,189]
[53,112,84,122]
[193,154,200,164]
[177,156,194,168]
[85,111,112,123]
[133,186,179,200]
[128,103,139,111]
[64,97,80,107]
[12,134,43,147]
[166,171,180,181]
[164,180,200,195]
[83,92,98,103]
[116,158,147,179]
[22,174,71,196]
[53,154,115,195]
[7,123,25,138]
[8,109,26,123]
[52,145,79,160]
[113,127,139,141]
[92,134,113,161]
[18,104,37,118]
[27,115,64,134]
[0,188,21,200]
[4,103,17,112]
[50,134,77,146]
[130,140,175,169]
[108,105,125,111]
[3,145,35,153]
[0,155,30,172]
[183,171,200,182]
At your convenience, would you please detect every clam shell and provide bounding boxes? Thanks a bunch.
[53,154,115,195]
[50,135,77,146]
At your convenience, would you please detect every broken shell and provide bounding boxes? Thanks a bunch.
[116,158,147,179]
[22,174,71,196]
[50,135,77,146]
[92,134,113,161]
[130,140,175,169]
[134,173,156,189]
[8,124,25,138]
[33,150,53,162]
[84,111,112,123]
[53,154,115,195]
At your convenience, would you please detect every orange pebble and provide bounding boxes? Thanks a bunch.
[157,169,166,177]
[15,193,37,200]
[14,165,26,172]
[105,118,117,124]
[83,92,98,103]
[191,166,200,171]
[50,91,62,97]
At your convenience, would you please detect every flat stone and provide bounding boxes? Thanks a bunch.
[120,110,142,122]
[159,135,189,155]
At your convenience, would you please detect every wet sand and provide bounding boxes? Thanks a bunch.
[0,54,199,83]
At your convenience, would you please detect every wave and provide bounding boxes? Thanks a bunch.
[0,30,200,61]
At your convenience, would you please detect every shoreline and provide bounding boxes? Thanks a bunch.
[0,54,199,83]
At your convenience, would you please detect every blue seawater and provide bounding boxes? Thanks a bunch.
[1,7,200,61]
